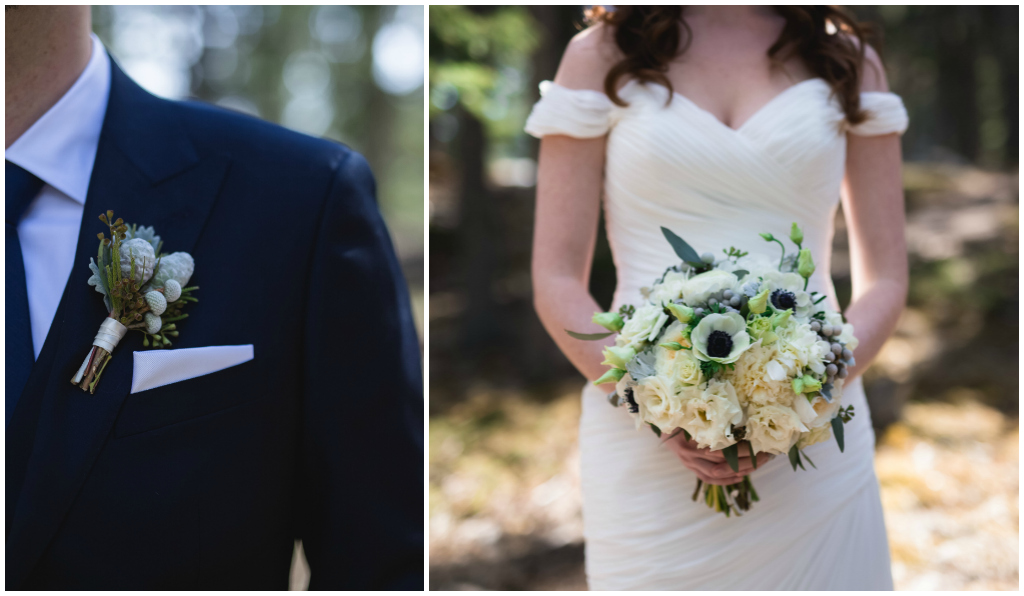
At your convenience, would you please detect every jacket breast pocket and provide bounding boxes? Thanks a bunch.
[113,345,257,438]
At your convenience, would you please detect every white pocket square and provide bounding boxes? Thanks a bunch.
[131,344,254,394]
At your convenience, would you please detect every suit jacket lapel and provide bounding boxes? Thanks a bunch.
[5,59,230,588]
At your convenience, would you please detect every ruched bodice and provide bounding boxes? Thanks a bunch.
[527,78,907,314]
[526,79,906,590]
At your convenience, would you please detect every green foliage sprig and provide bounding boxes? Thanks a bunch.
[96,211,149,326]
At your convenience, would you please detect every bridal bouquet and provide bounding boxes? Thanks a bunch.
[71,211,198,393]
[569,224,857,517]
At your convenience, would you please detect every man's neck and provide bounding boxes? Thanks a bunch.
[5,6,93,148]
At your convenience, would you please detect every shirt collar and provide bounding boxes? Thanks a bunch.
[5,34,111,205]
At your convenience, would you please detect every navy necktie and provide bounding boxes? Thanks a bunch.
[7,161,44,426]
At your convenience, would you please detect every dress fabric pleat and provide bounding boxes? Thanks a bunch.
[525,78,908,590]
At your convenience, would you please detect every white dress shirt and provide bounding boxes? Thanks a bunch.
[6,35,111,358]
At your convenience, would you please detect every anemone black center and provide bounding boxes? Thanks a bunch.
[771,289,797,311]
[624,388,639,414]
[706,330,733,358]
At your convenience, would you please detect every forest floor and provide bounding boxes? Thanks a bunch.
[428,385,1018,590]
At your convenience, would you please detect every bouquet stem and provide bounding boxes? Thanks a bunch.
[693,476,759,517]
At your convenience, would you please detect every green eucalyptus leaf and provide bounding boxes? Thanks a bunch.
[649,423,662,438]
[661,226,702,265]
[788,445,801,471]
[565,329,614,341]
[732,269,749,278]
[722,443,740,473]
[831,415,845,452]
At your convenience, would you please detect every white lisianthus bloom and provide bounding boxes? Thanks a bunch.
[792,392,842,429]
[616,303,667,351]
[774,316,829,374]
[635,374,692,432]
[761,271,812,317]
[746,404,808,455]
[681,269,738,304]
[690,312,751,364]
[654,334,703,386]
[648,270,691,305]
[680,379,744,450]
[797,424,833,449]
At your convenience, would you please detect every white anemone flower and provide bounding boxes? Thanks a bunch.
[761,271,812,317]
[690,312,751,364]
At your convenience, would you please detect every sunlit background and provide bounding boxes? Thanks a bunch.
[90,7,424,589]
[93,5,424,344]
[429,6,1018,590]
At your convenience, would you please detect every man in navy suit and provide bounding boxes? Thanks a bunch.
[6,7,423,589]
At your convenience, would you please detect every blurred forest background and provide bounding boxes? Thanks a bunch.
[429,6,1018,590]
[91,7,424,590]
[93,5,424,341]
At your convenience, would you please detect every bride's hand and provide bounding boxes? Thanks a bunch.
[663,433,773,486]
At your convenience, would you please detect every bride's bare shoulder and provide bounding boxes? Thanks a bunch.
[858,44,890,93]
[552,23,624,92]
[840,32,890,93]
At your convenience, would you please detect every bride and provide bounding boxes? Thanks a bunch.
[527,6,907,590]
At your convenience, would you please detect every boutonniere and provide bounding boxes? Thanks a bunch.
[71,211,198,393]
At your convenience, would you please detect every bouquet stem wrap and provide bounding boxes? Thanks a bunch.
[71,317,127,393]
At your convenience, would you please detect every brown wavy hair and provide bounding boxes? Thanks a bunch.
[585,6,879,124]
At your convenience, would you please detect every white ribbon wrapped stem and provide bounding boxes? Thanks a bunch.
[71,318,128,384]
[93,317,128,352]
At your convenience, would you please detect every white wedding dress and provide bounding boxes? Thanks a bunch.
[525,78,908,590]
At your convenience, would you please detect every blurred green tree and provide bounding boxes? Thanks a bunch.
[93,5,425,335]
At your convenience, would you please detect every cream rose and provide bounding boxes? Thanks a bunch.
[792,393,842,429]
[797,424,833,449]
[648,270,691,305]
[655,339,703,386]
[681,269,739,304]
[616,303,668,351]
[635,374,691,432]
[680,379,744,450]
[746,404,807,455]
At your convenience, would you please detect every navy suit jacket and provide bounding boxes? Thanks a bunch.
[6,58,423,589]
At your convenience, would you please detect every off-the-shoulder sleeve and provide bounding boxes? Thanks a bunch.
[846,92,909,136]
[524,81,616,139]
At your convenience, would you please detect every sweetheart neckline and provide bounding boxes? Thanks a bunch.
[622,77,829,134]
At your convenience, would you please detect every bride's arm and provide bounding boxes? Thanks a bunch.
[839,46,909,381]
[533,133,612,385]
[532,29,619,387]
